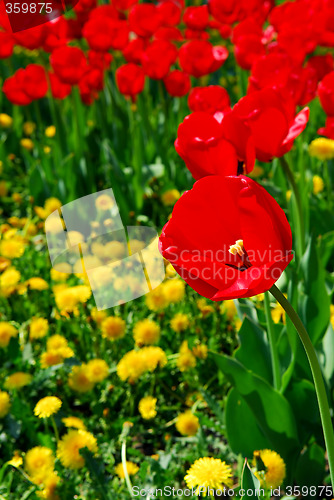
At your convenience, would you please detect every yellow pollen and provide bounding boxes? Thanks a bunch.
[229,239,245,257]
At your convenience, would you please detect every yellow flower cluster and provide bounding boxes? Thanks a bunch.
[253,449,286,489]
[115,461,139,479]
[138,396,157,419]
[177,341,196,372]
[0,322,18,348]
[176,410,199,436]
[25,446,60,498]
[185,457,233,494]
[101,316,126,340]
[4,372,32,390]
[40,335,74,368]
[30,317,49,340]
[145,278,186,311]
[34,396,62,419]
[68,359,109,392]
[170,313,190,332]
[117,346,167,383]
[54,285,91,316]
[57,429,98,469]
[0,391,11,418]
[133,318,160,346]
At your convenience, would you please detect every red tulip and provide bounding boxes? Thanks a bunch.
[188,86,231,114]
[3,64,48,105]
[129,4,162,38]
[159,175,293,301]
[123,38,147,64]
[318,71,334,117]
[183,6,209,31]
[178,40,228,78]
[116,63,145,100]
[83,17,129,52]
[318,117,334,140]
[0,32,14,59]
[112,0,138,11]
[157,0,183,27]
[233,88,309,162]
[141,40,177,80]
[164,70,191,97]
[49,72,72,100]
[306,55,334,82]
[175,111,255,179]
[51,46,88,85]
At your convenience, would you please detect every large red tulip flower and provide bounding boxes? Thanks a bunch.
[159,175,293,301]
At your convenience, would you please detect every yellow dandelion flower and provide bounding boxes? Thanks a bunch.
[253,449,286,489]
[4,372,32,390]
[185,457,233,494]
[44,197,62,216]
[25,447,55,484]
[34,396,62,418]
[133,319,160,346]
[117,347,167,383]
[0,322,18,348]
[115,461,139,479]
[47,334,67,351]
[192,344,208,359]
[0,267,21,290]
[138,396,157,420]
[26,277,49,291]
[62,416,86,430]
[177,341,196,372]
[50,267,71,281]
[313,175,325,195]
[36,470,60,499]
[45,126,56,138]
[309,137,334,160]
[0,391,11,418]
[8,451,23,468]
[145,286,168,311]
[170,313,190,332]
[271,304,286,324]
[163,279,185,304]
[101,316,126,341]
[20,138,34,151]
[0,113,13,128]
[0,238,25,259]
[90,307,107,325]
[161,189,181,206]
[197,298,214,317]
[57,429,97,469]
[95,194,114,211]
[30,318,49,340]
[220,300,237,321]
[86,359,109,383]
[176,410,199,436]
[68,365,95,393]
[23,121,36,136]
[141,346,168,372]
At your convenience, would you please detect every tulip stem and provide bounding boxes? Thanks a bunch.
[279,157,305,256]
[264,292,281,391]
[270,284,334,488]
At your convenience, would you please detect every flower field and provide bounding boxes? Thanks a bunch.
[1,0,334,499]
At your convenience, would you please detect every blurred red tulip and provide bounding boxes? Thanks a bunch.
[179,40,228,78]
[188,86,231,114]
[164,70,191,97]
[116,63,146,100]
[318,71,334,116]
[51,46,88,85]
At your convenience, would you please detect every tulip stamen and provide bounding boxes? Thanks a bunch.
[228,239,251,270]
[229,239,245,257]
